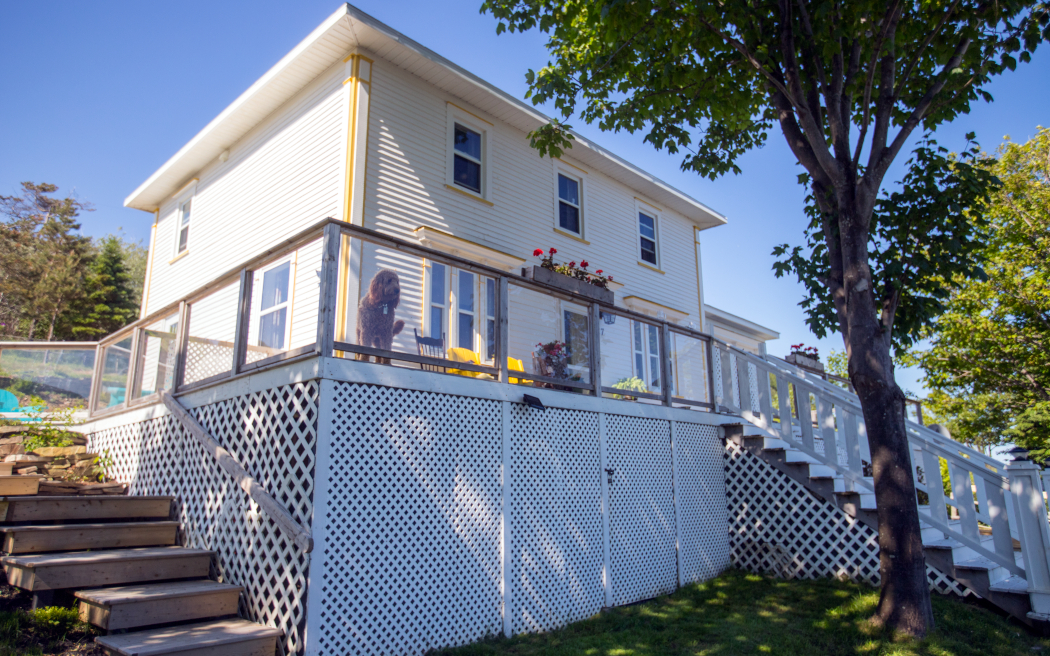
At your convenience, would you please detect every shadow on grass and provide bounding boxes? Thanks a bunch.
[432,569,1049,656]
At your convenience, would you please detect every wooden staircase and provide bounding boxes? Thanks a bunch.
[0,495,282,656]
[727,424,1038,627]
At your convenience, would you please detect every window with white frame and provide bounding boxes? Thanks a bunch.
[632,320,663,391]
[557,172,582,235]
[175,198,192,256]
[562,304,590,375]
[256,260,292,350]
[446,111,488,197]
[638,210,658,266]
[424,262,496,362]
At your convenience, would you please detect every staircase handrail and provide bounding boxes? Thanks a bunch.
[160,390,313,553]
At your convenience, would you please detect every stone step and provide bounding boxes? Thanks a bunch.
[0,521,179,554]
[0,495,173,524]
[0,475,40,496]
[2,546,212,591]
[77,580,243,631]
[95,618,282,656]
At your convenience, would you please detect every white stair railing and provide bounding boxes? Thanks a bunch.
[713,342,1050,610]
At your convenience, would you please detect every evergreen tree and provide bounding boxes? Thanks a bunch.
[68,236,140,339]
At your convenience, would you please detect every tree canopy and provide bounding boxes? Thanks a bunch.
[915,128,1050,459]
[0,182,145,341]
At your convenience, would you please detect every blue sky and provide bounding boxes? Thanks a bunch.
[2,1,1047,393]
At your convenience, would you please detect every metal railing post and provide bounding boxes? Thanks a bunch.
[231,268,253,375]
[316,223,341,357]
[87,342,105,415]
[590,303,602,397]
[705,338,716,410]
[122,328,142,409]
[497,276,510,384]
[660,323,673,407]
[171,301,191,393]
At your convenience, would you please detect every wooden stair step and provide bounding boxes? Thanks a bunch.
[76,580,243,631]
[0,475,40,496]
[0,495,173,523]
[1,521,179,554]
[95,618,282,656]
[2,546,212,591]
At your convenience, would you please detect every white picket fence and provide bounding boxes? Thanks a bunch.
[712,342,1050,618]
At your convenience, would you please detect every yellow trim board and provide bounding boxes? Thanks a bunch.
[171,178,199,199]
[636,260,666,275]
[168,250,189,265]
[412,227,525,265]
[556,158,588,175]
[447,101,493,126]
[634,196,663,212]
[623,295,689,320]
[344,52,375,64]
[444,184,494,206]
[553,227,590,245]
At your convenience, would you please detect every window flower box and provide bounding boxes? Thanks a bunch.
[523,265,614,304]
[786,352,824,373]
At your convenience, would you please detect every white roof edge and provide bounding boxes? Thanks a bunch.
[704,305,780,342]
[126,2,728,227]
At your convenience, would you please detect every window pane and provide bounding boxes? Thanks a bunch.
[639,213,656,239]
[260,262,290,311]
[485,278,495,318]
[430,263,446,305]
[486,318,495,361]
[563,310,590,368]
[180,200,192,226]
[635,353,645,378]
[458,312,474,350]
[454,123,482,160]
[650,355,661,388]
[430,306,444,340]
[177,226,189,253]
[558,174,579,205]
[458,271,474,313]
[454,155,481,193]
[640,237,657,264]
[633,322,643,352]
[559,202,580,233]
[648,325,660,355]
[259,308,287,350]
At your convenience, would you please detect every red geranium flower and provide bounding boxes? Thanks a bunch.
[533,248,544,257]
[607,275,614,281]
[580,260,589,268]
[549,247,557,255]
[596,269,603,275]
[568,261,576,267]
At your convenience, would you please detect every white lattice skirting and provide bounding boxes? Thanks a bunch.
[87,382,319,656]
[725,442,974,597]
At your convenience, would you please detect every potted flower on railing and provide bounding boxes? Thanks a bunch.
[523,248,615,304]
[786,343,824,373]
[533,340,583,391]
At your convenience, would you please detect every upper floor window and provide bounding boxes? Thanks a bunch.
[453,123,483,193]
[557,173,582,235]
[176,199,192,255]
[638,211,658,266]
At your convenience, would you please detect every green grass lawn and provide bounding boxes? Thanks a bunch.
[438,570,1048,656]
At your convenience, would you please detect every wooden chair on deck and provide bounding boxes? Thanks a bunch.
[414,329,446,373]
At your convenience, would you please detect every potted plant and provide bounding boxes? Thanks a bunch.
[785,343,824,373]
[523,248,615,304]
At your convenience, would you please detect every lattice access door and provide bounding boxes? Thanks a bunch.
[605,414,678,606]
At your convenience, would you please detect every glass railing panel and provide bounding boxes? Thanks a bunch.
[131,316,179,400]
[671,331,709,406]
[0,345,96,415]
[507,283,590,388]
[95,338,132,411]
[245,236,323,364]
[184,281,239,386]
[339,241,499,378]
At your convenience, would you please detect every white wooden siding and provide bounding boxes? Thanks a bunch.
[360,58,703,333]
[146,61,346,315]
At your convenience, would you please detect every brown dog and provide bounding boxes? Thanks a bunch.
[357,269,405,364]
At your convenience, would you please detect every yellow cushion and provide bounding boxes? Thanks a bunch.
[447,347,480,378]
[507,357,532,385]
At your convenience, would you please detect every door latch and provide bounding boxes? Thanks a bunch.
[605,467,615,484]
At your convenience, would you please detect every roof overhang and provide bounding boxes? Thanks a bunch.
[704,305,780,342]
[125,4,727,230]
